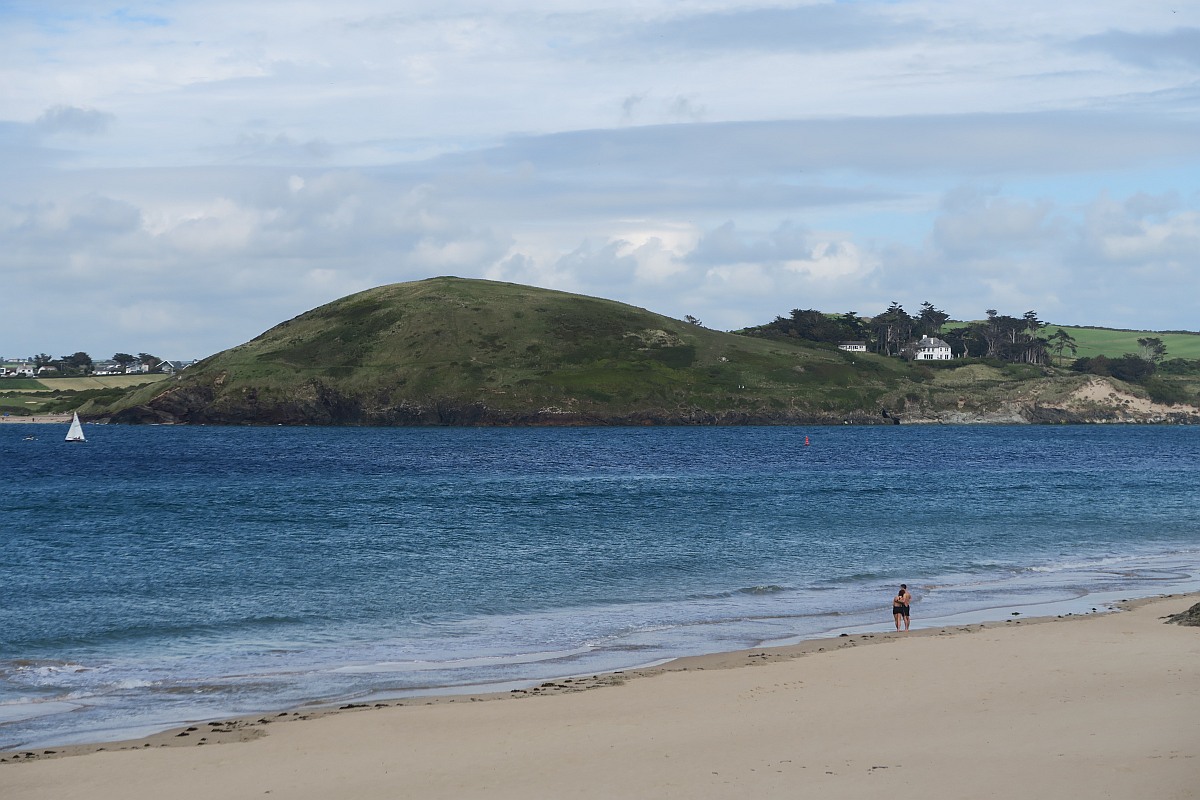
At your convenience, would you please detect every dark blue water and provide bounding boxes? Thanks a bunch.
[1,424,1198,748]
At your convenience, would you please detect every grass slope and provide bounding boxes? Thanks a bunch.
[0,375,166,416]
[98,278,939,424]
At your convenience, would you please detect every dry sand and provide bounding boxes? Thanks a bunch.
[0,413,72,424]
[5,594,1199,800]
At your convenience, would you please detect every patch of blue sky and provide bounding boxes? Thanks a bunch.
[1,2,171,29]
[108,7,171,27]
[1001,164,1200,209]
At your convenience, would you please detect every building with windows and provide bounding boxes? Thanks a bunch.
[912,335,953,360]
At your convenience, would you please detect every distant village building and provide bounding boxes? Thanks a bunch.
[912,335,953,361]
[156,359,197,374]
[0,360,35,377]
[837,341,868,353]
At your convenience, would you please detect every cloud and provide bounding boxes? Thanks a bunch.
[455,111,1200,179]
[632,4,929,54]
[1079,191,1200,267]
[1076,27,1200,69]
[35,105,115,136]
[207,133,335,164]
[932,187,1060,259]
[3,1,1200,357]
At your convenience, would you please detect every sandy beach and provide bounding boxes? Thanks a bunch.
[0,413,72,424]
[5,593,1198,799]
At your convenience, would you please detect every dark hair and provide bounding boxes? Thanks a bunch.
[899,584,907,590]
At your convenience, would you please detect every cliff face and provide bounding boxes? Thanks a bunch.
[103,375,1200,427]
[106,379,899,426]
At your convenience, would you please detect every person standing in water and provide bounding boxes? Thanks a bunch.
[892,584,912,631]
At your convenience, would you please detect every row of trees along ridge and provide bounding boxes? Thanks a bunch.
[22,352,163,377]
[744,303,1170,371]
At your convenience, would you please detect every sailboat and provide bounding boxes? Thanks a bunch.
[65,412,86,443]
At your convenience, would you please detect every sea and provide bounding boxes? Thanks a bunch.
[2,423,1198,750]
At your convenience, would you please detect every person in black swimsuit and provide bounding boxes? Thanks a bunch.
[893,584,912,631]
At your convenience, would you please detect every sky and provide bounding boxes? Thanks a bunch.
[3,0,1199,361]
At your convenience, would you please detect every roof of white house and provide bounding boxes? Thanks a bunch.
[915,335,950,349]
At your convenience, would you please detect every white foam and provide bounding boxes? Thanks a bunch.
[330,647,592,674]
[0,700,82,725]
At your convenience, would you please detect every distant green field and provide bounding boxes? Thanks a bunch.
[1044,327,1200,361]
[0,375,169,392]
[0,378,42,389]
[0,374,169,415]
[943,321,1200,362]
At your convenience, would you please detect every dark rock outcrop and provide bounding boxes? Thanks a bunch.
[1163,602,1200,627]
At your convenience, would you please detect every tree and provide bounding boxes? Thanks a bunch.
[839,311,867,341]
[58,352,93,376]
[942,324,983,358]
[1136,337,1167,365]
[871,302,913,356]
[1017,311,1048,365]
[1110,354,1155,382]
[1047,329,1078,365]
[112,352,136,371]
[917,302,949,337]
[684,315,703,326]
[980,310,1008,358]
[33,353,54,368]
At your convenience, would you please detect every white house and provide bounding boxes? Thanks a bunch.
[912,335,953,360]
[837,341,867,352]
[0,360,35,377]
[156,359,198,374]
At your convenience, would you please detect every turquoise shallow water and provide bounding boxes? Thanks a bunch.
[1,424,1198,748]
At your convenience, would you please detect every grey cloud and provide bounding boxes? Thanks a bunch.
[451,111,1200,180]
[208,133,334,164]
[620,93,646,122]
[665,95,705,122]
[0,120,76,168]
[0,194,141,247]
[932,187,1060,258]
[632,4,928,54]
[1076,27,1200,69]
[1076,192,1200,265]
[686,221,814,266]
[0,166,510,356]
[35,105,115,136]
[555,239,638,282]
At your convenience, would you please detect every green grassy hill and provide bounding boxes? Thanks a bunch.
[93,277,936,425]
[86,278,1200,426]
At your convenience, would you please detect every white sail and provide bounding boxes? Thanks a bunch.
[66,412,86,442]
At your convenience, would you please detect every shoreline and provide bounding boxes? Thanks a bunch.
[6,592,1198,799]
[2,553,1197,756]
[0,413,72,425]
[5,591,1195,763]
